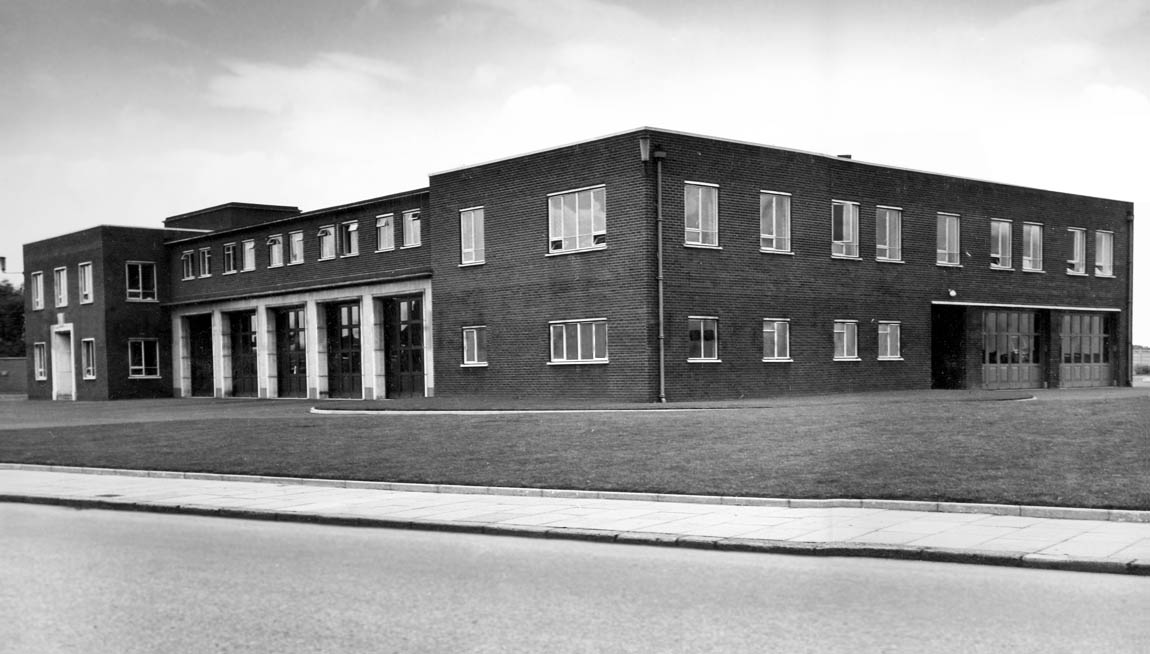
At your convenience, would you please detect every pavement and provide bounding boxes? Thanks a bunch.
[3,464,1150,576]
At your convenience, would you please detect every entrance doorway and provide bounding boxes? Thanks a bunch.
[1059,313,1111,388]
[383,295,425,398]
[325,302,362,398]
[51,329,74,401]
[187,314,214,397]
[229,311,258,397]
[981,310,1043,390]
[275,306,308,398]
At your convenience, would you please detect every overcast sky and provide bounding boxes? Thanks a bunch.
[2,0,1147,343]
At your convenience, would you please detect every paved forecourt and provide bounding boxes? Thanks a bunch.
[2,465,1150,576]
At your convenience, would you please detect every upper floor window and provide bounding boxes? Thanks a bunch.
[81,338,96,380]
[462,325,488,366]
[30,271,44,310]
[180,251,195,280]
[1067,228,1086,275]
[548,186,604,253]
[78,262,93,304]
[990,219,1012,269]
[268,235,284,268]
[376,214,395,251]
[875,206,902,262]
[762,319,790,361]
[937,213,961,265]
[128,339,160,378]
[1022,223,1043,271]
[688,316,719,362]
[403,210,422,248]
[318,227,335,260]
[831,201,859,258]
[33,343,47,380]
[241,240,256,271]
[1095,230,1113,276]
[126,262,157,301]
[198,247,212,277]
[760,191,791,253]
[53,267,68,307]
[685,183,719,247]
[339,221,359,257]
[288,231,304,264]
[550,318,608,363]
[834,320,859,360]
[878,321,902,360]
[460,207,485,265]
[223,243,237,274]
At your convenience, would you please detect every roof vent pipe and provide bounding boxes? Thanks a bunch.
[837,154,852,159]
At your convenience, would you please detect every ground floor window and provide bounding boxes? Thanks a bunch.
[33,342,47,380]
[462,326,488,366]
[688,317,719,361]
[550,319,607,363]
[128,339,160,378]
[761,319,790,361]
[81,339,96,379]
[878,321,901,360]
[834,321,858,360]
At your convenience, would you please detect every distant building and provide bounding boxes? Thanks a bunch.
[23,128,1135,401]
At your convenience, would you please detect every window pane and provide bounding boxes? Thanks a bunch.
[685,185,700,231]
[832,204,844,241]
[777,322,789,358]
[688,319,702,359]
[565,324,579,360]
[551,325,564,361]
[475,328,487,362]
[593,321,607,360]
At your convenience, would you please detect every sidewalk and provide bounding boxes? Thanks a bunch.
[3,465,1149,576]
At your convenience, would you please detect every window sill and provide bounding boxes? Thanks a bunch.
[126,298,159,303]
[181,277,195,282]
[548,360,609,366]
[833,357,861,362]
[760,249,794,256]
[287,261,304,266]
[1095,273,1116,278]
[461,363,489,368]
[762,358,793,363]
[459,261,485,268]
[684,243,722,250]
[223,271,237,276]
[241,267,256,273]
[401,244,422,250]
[340,253,359,259]
[1066,270,1088,276]
[990,265,1014,271]
[128,375,162,380]
[34,377,48,382]
[199,274,212,279]
[546,245,606,257]
[1021,268,1045,274]
[375,248,395,253]
[877,259,905,264]
[317,256,335,262]
[936,263,963,268]
[687,358,722,364]
[80,299,93,305]
[268,264,284,269]
[83,375,97,381]
[878,357,904,362]
[831,254,861,261]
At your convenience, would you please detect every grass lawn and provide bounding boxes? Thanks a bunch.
[2,392,1148,509]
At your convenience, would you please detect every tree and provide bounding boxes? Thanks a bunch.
[0,280,24,357]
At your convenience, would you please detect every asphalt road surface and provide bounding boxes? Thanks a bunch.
[2,503,1148,653]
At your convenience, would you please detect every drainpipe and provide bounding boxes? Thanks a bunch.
[1127,209,1135,386]
[655,147,667,403]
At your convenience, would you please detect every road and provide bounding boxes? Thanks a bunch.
[1,503,1148,653]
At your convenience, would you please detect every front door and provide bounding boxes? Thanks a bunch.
[51,329,74,401]
[188,314,214,397]
[325,302,362,399]
[275,307,308,398]
[383,295,424,398]
[230,311,258,397]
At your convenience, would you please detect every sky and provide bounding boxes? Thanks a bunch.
[1,0,1147,343]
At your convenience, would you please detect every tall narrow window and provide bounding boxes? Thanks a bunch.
[762,319,790,361]
[688,317,719,361]
[339,221,359,256]
[937,213,960,265]
[403,210,422,247]
[834,320,858,360]
[549,319,608,363]
[760,191,791,252]
[128,339,160,378]
[1067,228,1086,274]
[31,271,44,310]
[875,207,901,261]
[1095,230,1113,276]
[462,326,488,366]
[548,187,604,253]
[267,235,284,267]
[1022,223,1043,271]
[460,207,485,265]
[54,267,68,307]
[684,183,719,247]
[878,321,901,360]
[125,262,157,301]
[376,214,394,251]
[831,201,859,258]
[223,243,237,273]
[78,262,93,304]
[317,227,335,260]
[288,231,304,264]
[198,247,212,277]
[990,219,1012,268]
[242,240,256,271]
[33,343,47,380]
[181,251,195,280]
[81,338,96,379]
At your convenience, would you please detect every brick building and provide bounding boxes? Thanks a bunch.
[24,127,1135,401]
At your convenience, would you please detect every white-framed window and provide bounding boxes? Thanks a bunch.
[128,339,160,378]
[289,231,304,264]
[180,251,195,280]
[462,326,488,366]
[267,235,284,268]
[549,318,608,364]
[81,338,96,379]
[30,271,44,310]
[875,206,902,261]
[762,319,790,361]
[33,342,47,380]
[376,214,395,251]
[1067,228,1086,275]
[241,240,256,271]
[339,220,359,256]
[760,191,791,253]
[937,213,961,265]
[315,227,333,260]
[125,262,157,301]
[460,207,485,265]
[688,316,719,362]
[548,186,604,253]
[878,321,901,360]
[53,267,68,307]
[1022,223,1043,271]
[403,210,422,248]
[1095,230,1113,277]
[831,201,859,258]
[685,182,719,247]
[990,219,1012,269]
[223,243,237,274]
[78,262,93,304]
[834,320,859,360]
[198,247,212,277]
